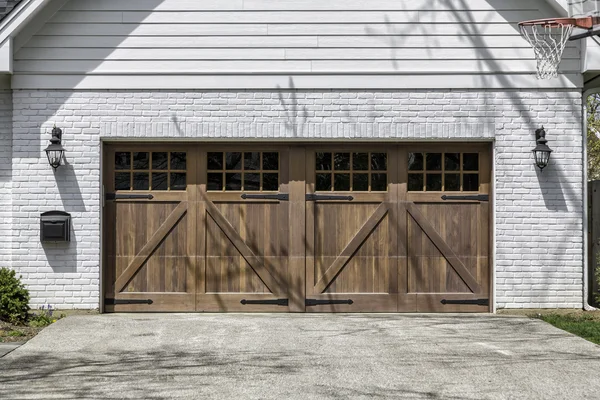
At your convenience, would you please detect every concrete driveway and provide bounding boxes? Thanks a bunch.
[1,314,599,399]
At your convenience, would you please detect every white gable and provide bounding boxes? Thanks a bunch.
[8,0,582,89]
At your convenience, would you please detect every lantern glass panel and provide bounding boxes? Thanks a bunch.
[46,150,63,168]
[534,150,551,169]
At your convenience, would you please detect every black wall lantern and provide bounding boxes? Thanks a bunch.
[533,126,553,171]
[44,126,65,169]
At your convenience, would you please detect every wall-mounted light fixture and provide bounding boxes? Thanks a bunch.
[532,126,553,171]
[44,126,65,170]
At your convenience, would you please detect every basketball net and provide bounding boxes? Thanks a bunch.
[519,22,574,79]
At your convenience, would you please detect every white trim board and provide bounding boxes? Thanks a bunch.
[11,73,583,90]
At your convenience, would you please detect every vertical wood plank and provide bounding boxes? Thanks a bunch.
[305,149,316,301]
[191,145,203,306]
[397,146,409,298]
[288,146,306,312]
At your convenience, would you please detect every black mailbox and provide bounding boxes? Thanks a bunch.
[40,211,71,242]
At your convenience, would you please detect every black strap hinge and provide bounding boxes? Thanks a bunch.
[240,298,289,306]
[305,299,354,306]
[306,194,354,201]
[440,298,489,306]
[441,194,489,202]
[241,193,289,201]
[106,193,154,200]
[105,298,154,305]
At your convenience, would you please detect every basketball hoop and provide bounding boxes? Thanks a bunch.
[519,17,599,79]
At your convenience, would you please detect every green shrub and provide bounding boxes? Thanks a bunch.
[0,268,30,324]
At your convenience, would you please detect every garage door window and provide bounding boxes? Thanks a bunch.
[315,152,387,192]
[408,152,479,192]
[114,151,187,191]
[207,152,279,191]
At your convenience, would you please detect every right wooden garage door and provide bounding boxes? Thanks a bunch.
[403,144,491,312]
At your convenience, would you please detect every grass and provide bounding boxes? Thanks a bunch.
[535,313,600,345]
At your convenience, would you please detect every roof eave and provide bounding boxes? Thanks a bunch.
[0,0,52,74]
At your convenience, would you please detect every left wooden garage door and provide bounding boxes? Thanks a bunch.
[103,144,291,312]
[103,144,198,312]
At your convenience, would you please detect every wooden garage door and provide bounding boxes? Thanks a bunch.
[103,143,491,313]
[304,147,403,312]
[103,144,197,312]
[196,147,291,311]
[404,144,491,312]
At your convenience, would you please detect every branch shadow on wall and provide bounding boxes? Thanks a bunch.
[17,0,165,276]
[41,157,84,273]
[363,0,584,288]
[276,77,308,138]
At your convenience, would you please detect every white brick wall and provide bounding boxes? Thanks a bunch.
[8,90,584,309]
[0,90,12,265]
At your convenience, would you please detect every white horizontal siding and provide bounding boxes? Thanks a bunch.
[13,0,581,89]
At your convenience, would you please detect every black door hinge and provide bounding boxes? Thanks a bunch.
[441,194,489,202]
[241,193,289,201]
[306,194,354,201]
[105,193,154,200]
[305,299,354,306]
[240,298,289,306]
[440,298,489,306]
[105,298,154,305]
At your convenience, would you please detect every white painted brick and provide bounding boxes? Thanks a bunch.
[4,89,584,310]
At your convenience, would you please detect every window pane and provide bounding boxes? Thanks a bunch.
[445,174,460,191]
[316,173,332,191]
[352,153,369,171]
[464,174,479,191]
[152,152,168,170]
[371,153,387,171]
[463,153,479,171]
[170,152,186,170]
[262,152,279,170]
[133,172,149,190]
[226,152,242,170]
[316,152,332,171]
[207,152,223,170]
[444,153,460,171]
[426,174,442,191]
[263,173,279,191]
[244,173,260,191]
[152,173,168,191]
[371,173,387,191]
[115,152,130,170]
[244,152,260,171]
[133,152,149,170]
[207,173,223,191]
[334,174,350,191]
[353,173,369,191]
[408,174,424,191]
[334,153,350,171]
[426,153,442,171]
[408,153,423,171]
[171,173,186,190]
[226,173,242,190]
[115,172,131,190]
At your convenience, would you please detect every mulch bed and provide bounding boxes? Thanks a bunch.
[0,320,44,343]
